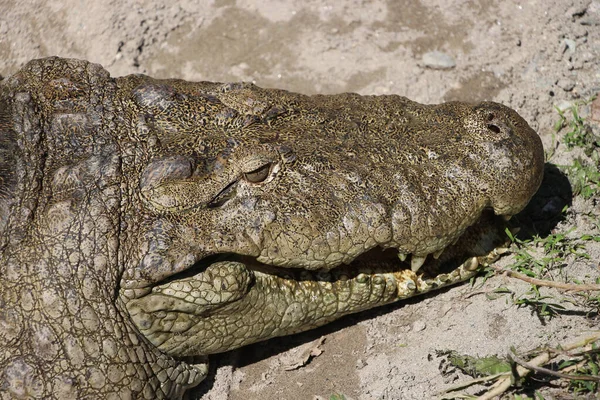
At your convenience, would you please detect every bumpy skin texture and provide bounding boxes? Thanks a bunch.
[0,57,544,398]
[0,59,206,399]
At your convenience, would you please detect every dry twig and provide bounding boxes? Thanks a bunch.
[492,266,600,291]
[474,331,600,400]
[509,352,600,382]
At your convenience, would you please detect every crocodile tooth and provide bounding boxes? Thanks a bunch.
[495,247,509,255]
[398,253,408,262]
[433,248,444,259]
[411,255,427,272]
[502,215,512,221]
[464,256,479,271]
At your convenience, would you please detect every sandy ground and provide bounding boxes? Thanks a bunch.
[1,0,600,399]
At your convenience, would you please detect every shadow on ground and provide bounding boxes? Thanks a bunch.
[512,163,573,239]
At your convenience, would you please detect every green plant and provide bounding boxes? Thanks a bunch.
[496,228,598,321]
[513,286,566,320]
[505,228,591,278]
[438,333,600,399]
[560,157,600,199]
[559,340,600,395]
[553,98,600,199]
[554,102,587,149]
[554,97,600,160]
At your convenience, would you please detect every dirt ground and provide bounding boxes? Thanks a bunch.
[1,0,599,399]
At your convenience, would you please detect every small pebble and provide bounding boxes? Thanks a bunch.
[412,320,426,332]
[421,51,456,70]
[557,78,576,91]
[563,38,577,52]
[555,100,573,112]
[579,2,600,26]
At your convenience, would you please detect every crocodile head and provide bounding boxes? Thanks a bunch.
[119,79,544,356]
[0,57,543,399]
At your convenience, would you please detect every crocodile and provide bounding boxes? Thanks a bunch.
[0,57,544,399]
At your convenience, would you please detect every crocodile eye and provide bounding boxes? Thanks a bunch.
[244,163,271,183]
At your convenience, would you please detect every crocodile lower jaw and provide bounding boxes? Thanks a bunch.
[126,210,513,356]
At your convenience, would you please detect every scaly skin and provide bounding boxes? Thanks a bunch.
[0,57,544,398]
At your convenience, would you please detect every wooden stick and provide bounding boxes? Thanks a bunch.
[510,352,600,382]
[475,331,600,400]
[492,266,600,291]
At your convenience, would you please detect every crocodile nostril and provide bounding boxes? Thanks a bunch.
[487,124,501,134]
[487,112,495,121]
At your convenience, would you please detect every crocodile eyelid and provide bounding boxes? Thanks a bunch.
[243,162,272,184]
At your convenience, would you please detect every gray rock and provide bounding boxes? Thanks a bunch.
[563,38,577,52]
[421,51,456,70]
[555,100,574,112]
[557,77,576,91]
[412,320,427,332]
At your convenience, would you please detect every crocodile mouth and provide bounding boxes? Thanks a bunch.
[164,208,511,297]
[127,209,513,356]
